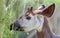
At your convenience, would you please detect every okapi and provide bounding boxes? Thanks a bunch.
[10,4,60,38]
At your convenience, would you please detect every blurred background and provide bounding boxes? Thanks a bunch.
[0,0,60,38]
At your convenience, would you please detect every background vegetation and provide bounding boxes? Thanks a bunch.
[0,0,60,38]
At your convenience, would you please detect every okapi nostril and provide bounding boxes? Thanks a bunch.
[10,23,13,30]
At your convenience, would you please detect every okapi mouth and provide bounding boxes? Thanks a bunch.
[10,23,24,31]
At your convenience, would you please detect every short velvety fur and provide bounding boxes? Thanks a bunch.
[10,3,60,38]
[37,17,60,38]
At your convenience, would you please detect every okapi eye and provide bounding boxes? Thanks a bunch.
[26,16,31,20]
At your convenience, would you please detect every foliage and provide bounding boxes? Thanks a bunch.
[0,0,41,38]
[0,0,60,38]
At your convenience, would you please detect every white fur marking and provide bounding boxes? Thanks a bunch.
[35,15,44,32]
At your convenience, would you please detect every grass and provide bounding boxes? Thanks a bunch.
[0,0,60,38]
[0,0,41,38]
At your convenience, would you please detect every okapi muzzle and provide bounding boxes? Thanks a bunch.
[10,21,24,31]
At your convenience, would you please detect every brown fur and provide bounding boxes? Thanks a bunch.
[37,17,60,38]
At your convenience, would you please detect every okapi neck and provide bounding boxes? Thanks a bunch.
[37,17,53,38]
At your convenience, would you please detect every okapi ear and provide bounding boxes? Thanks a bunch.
[37,5,45,10]
[27,7,33,12]
[42,3,55,17]
[25,7,33,16]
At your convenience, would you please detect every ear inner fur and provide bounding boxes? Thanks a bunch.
[34,4,55,17]
[42,4,55,17]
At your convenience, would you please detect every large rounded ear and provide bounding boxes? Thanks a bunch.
[42,3,55,17]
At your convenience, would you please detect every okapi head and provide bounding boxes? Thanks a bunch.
[10,4,55,32]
